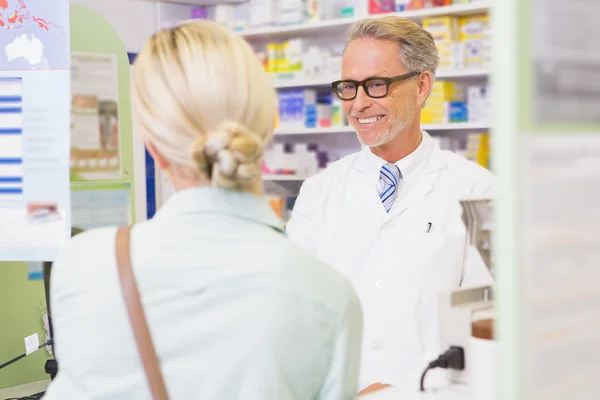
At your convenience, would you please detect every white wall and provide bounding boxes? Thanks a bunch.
[70,0,158,52]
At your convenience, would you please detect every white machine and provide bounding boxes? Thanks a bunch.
[437,196,495,397]
[361,196,497,400]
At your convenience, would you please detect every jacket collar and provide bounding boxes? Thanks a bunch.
[154,187,285,233]
[353,130,447,183]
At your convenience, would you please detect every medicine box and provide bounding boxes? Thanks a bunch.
[275,0,305,25]
[465,133,490,169]
[422,81,466,123]
[423,17,461,70]
[467,85,492,123]
[369,0,395,14]
[459,15,491,69]
[248,0,275,27]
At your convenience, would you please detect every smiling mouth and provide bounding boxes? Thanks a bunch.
[356,115,385,124]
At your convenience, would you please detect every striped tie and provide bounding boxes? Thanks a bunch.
[378,163,402,213]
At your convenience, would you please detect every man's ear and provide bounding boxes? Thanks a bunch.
[145,139,170,170]
[416,71,434,107]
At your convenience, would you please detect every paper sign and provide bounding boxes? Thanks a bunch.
[24,333,39,356]
[28,261,43,280]
[70,52,121,180]
[71,183,131,229]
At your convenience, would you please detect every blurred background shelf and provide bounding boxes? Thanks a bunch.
[239,2,492,39]
[263,174,308,181]
[273,69,490,89]
[274,123,489,136]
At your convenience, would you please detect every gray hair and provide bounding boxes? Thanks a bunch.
[345,16,439,80]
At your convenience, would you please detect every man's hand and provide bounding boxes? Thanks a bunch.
[358,382,392,396]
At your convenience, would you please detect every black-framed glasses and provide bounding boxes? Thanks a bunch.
[331,71,420,100]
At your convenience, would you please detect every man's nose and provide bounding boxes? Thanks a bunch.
[352,86,373,112]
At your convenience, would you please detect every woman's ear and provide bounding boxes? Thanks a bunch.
[144,139,170,170]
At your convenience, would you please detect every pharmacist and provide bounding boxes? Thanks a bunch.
[286,16,495,395]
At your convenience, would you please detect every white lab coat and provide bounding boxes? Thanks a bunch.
[286,131,494,390]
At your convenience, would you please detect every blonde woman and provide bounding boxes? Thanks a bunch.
[43,21,362,400]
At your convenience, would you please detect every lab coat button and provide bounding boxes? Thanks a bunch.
[375,280,386,290]
[371,340,383,351]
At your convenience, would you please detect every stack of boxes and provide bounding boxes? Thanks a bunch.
[407,0,477,10]
[261,39,304,80]
[467,85,492,123]
[422,82,491,124]
[263,142,332,176]
[202,0,487,32]
[423,14,491,71]
[258,41,343,81]
[465,133,490,170]
[459,15,491,69]
[423,16,463,70]
[276,89,346,129]
[421,81,467,124]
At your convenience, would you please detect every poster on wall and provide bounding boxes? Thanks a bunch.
[0,0,72,261]
[70,52,121,180]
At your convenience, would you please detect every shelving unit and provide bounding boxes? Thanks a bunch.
[238,2,492,39]
[274,122,490,136]
[154,0,493,210]
[273,68,490,89]
[263,174,307,181]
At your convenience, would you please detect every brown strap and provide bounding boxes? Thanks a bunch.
[116,226,170,400]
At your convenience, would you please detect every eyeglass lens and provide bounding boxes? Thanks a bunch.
[335,79,388,100]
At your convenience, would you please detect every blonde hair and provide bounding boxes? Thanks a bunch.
[346,16,439,79]
[132,20,276,190]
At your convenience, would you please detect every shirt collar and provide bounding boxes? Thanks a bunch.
[361,130,431,185]
[154,186,285,233]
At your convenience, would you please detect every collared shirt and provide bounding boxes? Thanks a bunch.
[44,187,363,400]
[363,130,430,187]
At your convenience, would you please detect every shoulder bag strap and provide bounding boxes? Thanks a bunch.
[115,226,170,400]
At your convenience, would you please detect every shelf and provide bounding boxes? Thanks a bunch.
[423,122,491,131]
[159,0,244,4]
[273,78,337,89]
[263,174,307,181]
[274,126,355,135]
[274,123,490,136]
[239,2,492,39]
[436,68,490,79]
[272,69,490,89]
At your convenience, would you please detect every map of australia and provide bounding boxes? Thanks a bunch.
[0,0,69,70]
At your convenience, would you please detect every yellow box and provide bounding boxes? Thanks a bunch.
[423,17,459,41]
[428,81,465,101]
[277,42,289,73]
[423,17,460,70]
[459,16,491,68]
[465,133,490,169]
[266,43,278,73]
[421,104,447,124]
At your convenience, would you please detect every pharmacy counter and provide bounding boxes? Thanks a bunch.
[360,384,469,400]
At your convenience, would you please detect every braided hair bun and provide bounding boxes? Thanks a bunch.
[190,121,263,189]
